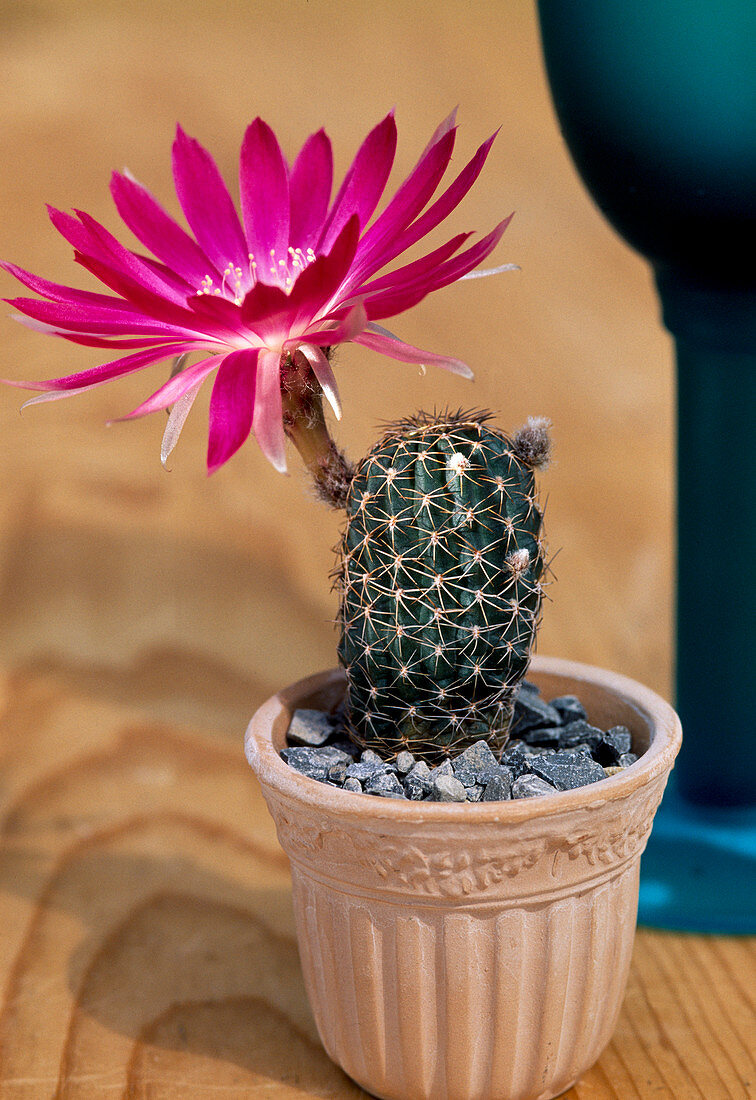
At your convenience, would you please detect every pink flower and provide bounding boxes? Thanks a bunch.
[2,111,512,474]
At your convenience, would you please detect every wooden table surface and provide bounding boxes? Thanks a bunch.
[0,2,752,1097]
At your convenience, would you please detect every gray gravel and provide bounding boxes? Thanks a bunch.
[512,774,559,798]
[281,682,639,802]
[432,773,467,802]
[287,708,337,747]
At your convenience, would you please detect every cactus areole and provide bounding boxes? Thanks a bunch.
[337,410,550,761]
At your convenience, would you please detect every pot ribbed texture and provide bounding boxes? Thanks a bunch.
[246,657,682,1100]
[292,863,637,1100]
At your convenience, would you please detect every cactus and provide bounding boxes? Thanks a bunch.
[337,409,550,761]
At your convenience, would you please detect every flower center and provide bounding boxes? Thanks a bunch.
[195,246,317,305]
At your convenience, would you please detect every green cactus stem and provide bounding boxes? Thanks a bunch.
[336,409,550,761]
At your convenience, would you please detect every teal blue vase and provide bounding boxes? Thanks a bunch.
[537,0,756,932]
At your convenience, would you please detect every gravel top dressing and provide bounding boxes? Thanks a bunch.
[281,680,639,802]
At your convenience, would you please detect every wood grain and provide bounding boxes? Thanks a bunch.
[0,1,752,1097]
[0,667,753,1099]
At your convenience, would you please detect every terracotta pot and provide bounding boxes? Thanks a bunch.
[245,655,681,1100]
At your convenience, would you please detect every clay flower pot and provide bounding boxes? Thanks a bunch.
[245,655,681,1100]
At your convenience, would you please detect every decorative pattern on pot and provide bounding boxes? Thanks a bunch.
[268,774,666,903]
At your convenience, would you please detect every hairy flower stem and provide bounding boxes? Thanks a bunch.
[281,353,354,509]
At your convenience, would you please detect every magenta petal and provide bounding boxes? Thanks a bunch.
[186,292,251,333]
[239,281,292,343]
[240,119,290,270]
[122,354,223,418]
[252,349,286,472]
[297,344,342,420]
[47,206,133,275]
[364,217,512,320]
[354,232,471,299]
[135,253,196,297]
[299,300,367,347]
[47,207,186,303]
[240,280,290,321]
[6,294,198,338]
[110,172,215,288]
[45,331,180,351]
[345,127,456,289]
[74,210,189,306]
[172,126,249,276]
[70,253,217,336]
[288,129,333,252]
[207,347,259,473]
[1,260,145,312]
[317,112,397,253]
[377,132,498,269]
[9,311,166,348]
[284,216,360,331]
[355,327,473,378]
[419,108,458,159]
[401,216,513,294]
[3,341,197,393]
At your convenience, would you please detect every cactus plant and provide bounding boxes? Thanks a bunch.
[337,409,551,761]
[0,108,546,765]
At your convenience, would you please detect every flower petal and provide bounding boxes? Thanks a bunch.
[317,112,397,253]
[6,294,199,337]
[297,344,342,420]
[172,125,249,275]
[19,386,94,408]
[353,232,471,299]
[70,253,234,339]
[161,381,204,466]
[240,118,290,272]
[288,128,332,252]
[48,205,152,281]
[74,210,189,306]
[356,324,473,378]
[364,216,513,320]
[46,207,189,304]
[252,348,286,472]
[399,215,513,293]
[186,291,254,334]
[9,311,174,348]
[21,327,181,351]
[239,281,291,345]
[419,107,458,158]
[110,171,216,288]
[1,259,150,312]
[375,131,498,269]
[284,215,360,331]
[460,262,519,280]
[299,300,367,347]
[134,252,197,297]
[346,125,457,289]
[3,342,197,393]
[207,347,260,473]
[120,354,224,418]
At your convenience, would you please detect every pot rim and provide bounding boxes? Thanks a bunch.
[245,654,682,825]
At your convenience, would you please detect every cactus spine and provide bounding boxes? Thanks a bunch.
[337,410,550,761]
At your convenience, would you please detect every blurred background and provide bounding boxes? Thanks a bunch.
[0,0,673,743]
